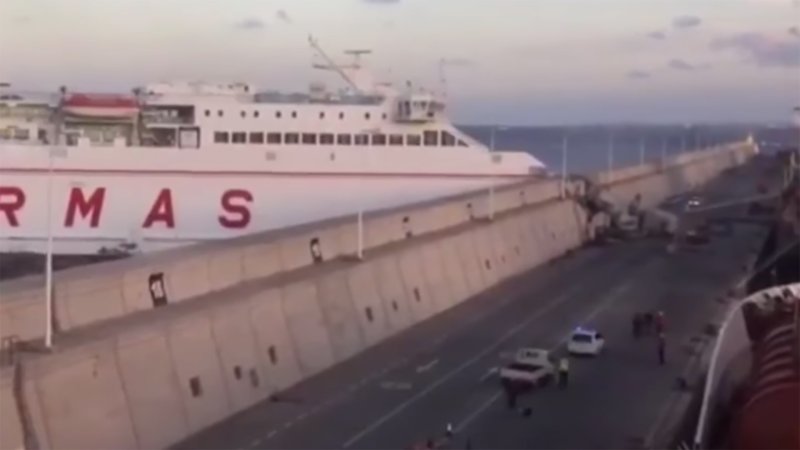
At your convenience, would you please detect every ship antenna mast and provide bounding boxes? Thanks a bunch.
[308,35,366,93]
[438,58,448,103]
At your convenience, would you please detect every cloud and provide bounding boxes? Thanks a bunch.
[711,32,800,67]
[648,30,667,40]
[666,58,710,71]
[789,26,800,37]
[362,0,401,4]
[672,15,702,30]
[275,9,292,24]
[234,17,266,30]
[668,59,696,70]
[626,70,651,80]
[441,57,477,68]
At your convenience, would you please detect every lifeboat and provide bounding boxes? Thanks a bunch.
[62,93,139,119]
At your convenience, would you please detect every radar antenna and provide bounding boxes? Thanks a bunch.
[344,49,372,68]
[308,35,368,93]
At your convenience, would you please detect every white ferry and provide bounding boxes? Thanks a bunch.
[0,41,546,256]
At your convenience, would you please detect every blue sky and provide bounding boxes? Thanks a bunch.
[1,0,798,125]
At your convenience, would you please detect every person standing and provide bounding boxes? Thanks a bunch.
[503,382,517,409]
[657,333,666,365]
[655,311,666,335]
[558,357,570,388]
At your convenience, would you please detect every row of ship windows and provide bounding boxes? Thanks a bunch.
[204,109,391,121]
[212,130,468,147]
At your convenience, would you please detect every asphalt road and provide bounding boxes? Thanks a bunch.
[174,166,768,450]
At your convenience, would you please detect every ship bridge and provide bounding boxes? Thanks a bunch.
[394,90,443,123]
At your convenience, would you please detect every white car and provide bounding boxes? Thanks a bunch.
[685,196,703,211]
[567,328,605,356]
[499,361,555,389]
[498,347,556,389]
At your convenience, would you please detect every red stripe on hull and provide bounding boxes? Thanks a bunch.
[0,167,536,179]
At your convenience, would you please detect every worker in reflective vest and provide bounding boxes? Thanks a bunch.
[558,357,569,389]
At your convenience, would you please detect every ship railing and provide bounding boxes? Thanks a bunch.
[141,116,193,126]
[253,91,384,105]
[692,281,800,449]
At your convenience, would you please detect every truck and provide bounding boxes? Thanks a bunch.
[498,348,556,390]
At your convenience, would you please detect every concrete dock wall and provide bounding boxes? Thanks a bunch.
[0,144,752,344]
[0,143,756,450]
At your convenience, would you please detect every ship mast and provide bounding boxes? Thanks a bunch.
[438,58,448,103]
[307,35,371,94]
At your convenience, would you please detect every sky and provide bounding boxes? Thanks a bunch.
[1,0,798,125]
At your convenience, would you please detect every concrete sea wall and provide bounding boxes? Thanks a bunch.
[0,143,755,450]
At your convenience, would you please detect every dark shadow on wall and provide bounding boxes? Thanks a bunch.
[746,223,799,295]
[0,253,129,281]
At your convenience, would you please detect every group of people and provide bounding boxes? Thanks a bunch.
[633,310,667,365]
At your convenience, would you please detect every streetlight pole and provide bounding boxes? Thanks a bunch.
[661,136,667,163]
[356,129,378,260]
[639,136,646,166]
[44,147,57,349]
[695,127,701,151]
[357,206,364,260]
[607,129,615,181]
[681,125,688,153]
[486,125,510,219]
[489,127,496,220]
[356,143,365,260]
[561,134,568,198]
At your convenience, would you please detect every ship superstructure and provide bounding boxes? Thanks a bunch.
[0,41,546,256]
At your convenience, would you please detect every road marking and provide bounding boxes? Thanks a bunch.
[479,367,498,382]
[454,392,502,432]
[380,381,413,390]
[342,292,572,448]
[266,430,277,440]
[250,437,262,447]
[449,281,634,436]
[416,359,439,373]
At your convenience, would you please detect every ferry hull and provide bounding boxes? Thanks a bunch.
[0,145,538,255]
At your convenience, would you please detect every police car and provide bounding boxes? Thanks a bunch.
[567,327,605,356]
